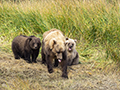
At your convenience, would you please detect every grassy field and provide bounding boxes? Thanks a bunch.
[0,0,119,60]
[0,0,120,89]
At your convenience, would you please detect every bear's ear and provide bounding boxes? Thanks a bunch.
[28,37,32,41]
[29,35,35,38]
[74,39,77,43]
[66,37,69,40]
[37,38,40,42]
[53,39,56,45]
[65,41,68,46]
[37,38,41,45]
[25,37,32,48]
[49,38,56,50]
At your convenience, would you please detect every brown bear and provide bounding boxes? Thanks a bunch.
[41,29,68,78]
[65,38,80,66]
[12,35,41,63]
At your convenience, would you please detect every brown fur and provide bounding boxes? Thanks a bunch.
[41,29,68,78]
[43,29,63,39]
[65,38,79,66]
[12,35,41,63]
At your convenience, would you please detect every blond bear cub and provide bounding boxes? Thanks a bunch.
[65,38,79,66]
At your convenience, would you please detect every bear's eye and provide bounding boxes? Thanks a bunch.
[32,43,35,46]
[37,43,39,46]
[72,44,74,46]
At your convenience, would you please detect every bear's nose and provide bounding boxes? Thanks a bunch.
[69,43,74,48]
[69,45,73,48]
[35,46,37,49]
[57,56,62,60]
[34,44,38,49]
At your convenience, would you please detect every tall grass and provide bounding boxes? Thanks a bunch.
[0,0,119,61]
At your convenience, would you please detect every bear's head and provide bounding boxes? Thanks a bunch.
[65,38,77,52]
[49,38,65,60]
[28,36,41,50]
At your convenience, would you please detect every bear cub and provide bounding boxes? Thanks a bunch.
[65,38,80,66]
[12,35,41,63]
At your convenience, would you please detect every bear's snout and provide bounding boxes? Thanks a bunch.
[56,53,62,60]
[69,45,73,48]
[34,44,38,49]
[69,44,74,49]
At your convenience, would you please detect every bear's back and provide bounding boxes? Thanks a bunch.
[12,35,28,49]
[43,29,63,38]
[43,29,65,42]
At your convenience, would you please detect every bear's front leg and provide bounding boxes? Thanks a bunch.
[60,60,68,78]
[32,50,39,63]
[41,48,46,64]
[60,50,68,78]
[54,59,59,67]
[46,55,53,73]
[24,51,32,63]
[32,54,37,63]
[67,58,73,66]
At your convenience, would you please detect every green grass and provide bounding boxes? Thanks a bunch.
[0,0,120,62]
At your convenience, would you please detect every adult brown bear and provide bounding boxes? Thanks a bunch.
[12,35,41,63]
[41,29,68,78]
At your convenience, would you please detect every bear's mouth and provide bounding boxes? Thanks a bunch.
[58,59,61,62]
[68,47,72,51]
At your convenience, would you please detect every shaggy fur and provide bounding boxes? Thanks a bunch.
[65,38,79,66]
[41,29,68,78]
[12,35,41,63]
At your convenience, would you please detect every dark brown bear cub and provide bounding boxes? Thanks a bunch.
[12,35,41,63]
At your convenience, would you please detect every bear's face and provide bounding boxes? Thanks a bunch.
[29,36,41,50]
[49,38,65,60]
[65,38,76,52]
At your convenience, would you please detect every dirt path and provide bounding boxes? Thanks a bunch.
[0,51,120,90]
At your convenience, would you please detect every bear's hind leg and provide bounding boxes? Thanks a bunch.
[13,51,20,59]
[67,59,73,66]
[12,43,20,59]
[14,54,20,59]
[71,53,80,65]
